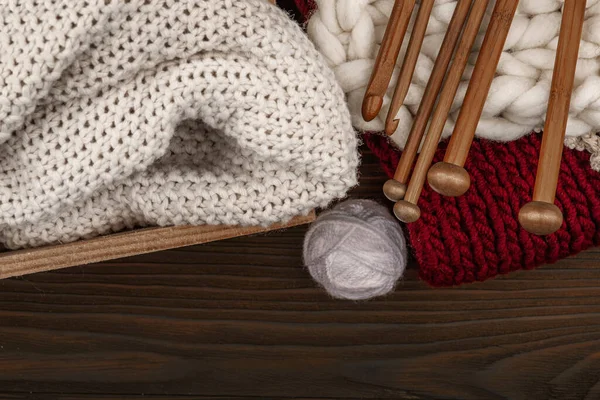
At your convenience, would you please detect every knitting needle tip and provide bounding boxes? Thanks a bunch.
[385,118,400,136]
[518,201,563,235]
[383,179,407,202]
[362,95,384,122]
[393,200,421,223]
[427,161,471,197]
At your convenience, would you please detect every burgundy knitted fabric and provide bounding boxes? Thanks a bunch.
[277,0,314,23]
[295,0,315,18]
[365,133,600,287]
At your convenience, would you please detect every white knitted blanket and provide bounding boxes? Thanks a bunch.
[0,0,358,249]
[307,0,600,171]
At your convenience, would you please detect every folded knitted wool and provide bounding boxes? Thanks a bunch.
[0,0,358,249]
[307,0,600,171]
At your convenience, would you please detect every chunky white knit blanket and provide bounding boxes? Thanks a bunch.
[307,0,600,171]
[0,0,358,249]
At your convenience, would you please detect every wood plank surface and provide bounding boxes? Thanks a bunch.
[0,146,599,399]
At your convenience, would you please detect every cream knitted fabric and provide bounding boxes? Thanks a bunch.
[307,0,600,170]
[0,0,359,249]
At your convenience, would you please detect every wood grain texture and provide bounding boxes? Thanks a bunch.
[0,213,315,280]
[399,0,487,205]
[533,0,585,204]
[444,0,519,167]
[362,0,415,121]
[519,1,586,237]
[0,146,599,400]
[388,0,472,184]
[385,0,434,136]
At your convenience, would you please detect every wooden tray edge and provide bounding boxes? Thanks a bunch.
[0,212,315,279]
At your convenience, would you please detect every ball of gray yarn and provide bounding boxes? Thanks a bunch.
[303,199,408,300]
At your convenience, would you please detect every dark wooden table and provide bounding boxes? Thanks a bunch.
[1,146,599,400]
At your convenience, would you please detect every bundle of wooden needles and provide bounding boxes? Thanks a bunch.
[364,0,586,236]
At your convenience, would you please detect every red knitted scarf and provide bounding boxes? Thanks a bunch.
[365,133,600,286]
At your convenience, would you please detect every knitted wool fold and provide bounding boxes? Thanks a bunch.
[306,0,600,171]
[365,132,600,287]
[0,0,359,249]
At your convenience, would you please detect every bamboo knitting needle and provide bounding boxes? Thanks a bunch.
[519,0,586,236]
[362,0,416,122]
[394,0,489,222]
[383,0,473,201]
[427,0,519,197]
[384,0,435,135]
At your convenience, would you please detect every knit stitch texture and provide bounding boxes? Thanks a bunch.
[365,132,600,287]
[0,0,359,249]
[307,0,600,170]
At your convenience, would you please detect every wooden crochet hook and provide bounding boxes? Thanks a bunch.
[383,0,473,201]
[362,0,416,122]
[384,0,435,135]
[428,0,519,197]
[394,0,489,222]
[519,0,586,236]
